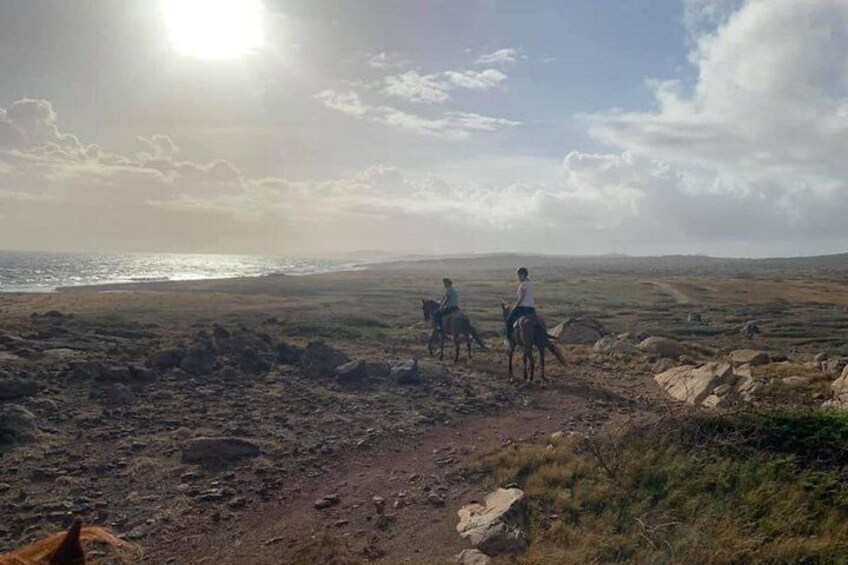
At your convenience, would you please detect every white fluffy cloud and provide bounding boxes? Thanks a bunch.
[315,89,519,139]
[382,69,508,104]
[474,48,518,67]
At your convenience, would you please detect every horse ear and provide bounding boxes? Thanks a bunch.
[49,519,85,565]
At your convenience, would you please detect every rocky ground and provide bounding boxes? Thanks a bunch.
[3,259,848,563]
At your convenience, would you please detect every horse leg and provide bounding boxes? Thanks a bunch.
[466,332,472,359]
[508,344,514,378]
[539,344,546,387]
[453,333,461,362]
[428,328,437,357]
[439,331,445,361]
[522,341,530,383]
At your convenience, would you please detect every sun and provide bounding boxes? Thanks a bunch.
[162,0,264,60]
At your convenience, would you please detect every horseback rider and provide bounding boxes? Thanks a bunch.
[433,278,459,333]
[505,267,536,343]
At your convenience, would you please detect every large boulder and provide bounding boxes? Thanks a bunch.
[456,488,528,556]
[150,348,184,371]
[336,360,367,383]
[593,336,638,357]
[391,359,420,385]
[301,342,350,378]
[0,404,38,445]
[180,344,217,375]
[276,342,304,365]
[824,366,848,410]
[549,317,609,345]
[0,377,39,400]
[181,437,260,465]
[654,362,735,406]
[454,549,492,565]
[729,350,770,367]
[638,337,688,360]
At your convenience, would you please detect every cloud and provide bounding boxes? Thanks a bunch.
[315,89,519,139]
[367,51,409,70]
[382,69,508,104]
[474,48,519,66]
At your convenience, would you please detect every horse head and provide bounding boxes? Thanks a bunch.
[0,518,139,565]
[422,299,433,321]
[501,302,511,320]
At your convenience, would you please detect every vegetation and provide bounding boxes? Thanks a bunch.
[465,410,848,564]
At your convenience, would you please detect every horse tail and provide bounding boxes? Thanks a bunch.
[546,341,567,366]
[469,324,487,349]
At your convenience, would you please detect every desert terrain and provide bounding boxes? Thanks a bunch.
[3,254,848,563]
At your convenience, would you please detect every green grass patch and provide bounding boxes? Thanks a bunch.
[464,411,848,563]
[281,316,390,342]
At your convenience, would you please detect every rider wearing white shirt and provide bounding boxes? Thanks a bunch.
[506,267,537,342]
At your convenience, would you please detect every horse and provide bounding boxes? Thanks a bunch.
[421,299,487,362]
[501,303,566,385]
[0,518,138,564]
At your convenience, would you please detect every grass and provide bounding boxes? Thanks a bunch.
[463,411,848,564]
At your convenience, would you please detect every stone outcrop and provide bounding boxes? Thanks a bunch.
[181,437,261,465]
[391,359,420,384]
[729,349,771,367]
[301,342,351,378]
[549,317,609,345]
[654,362,735,406]
[593,335,638,357]
[638,336,688,360]
[457,488,528,556]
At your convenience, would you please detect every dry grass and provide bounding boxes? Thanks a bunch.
[463,411,848,564]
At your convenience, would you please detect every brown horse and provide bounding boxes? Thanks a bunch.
[422,299,487,361]
[0,518,138,564]
[501,303,566,385]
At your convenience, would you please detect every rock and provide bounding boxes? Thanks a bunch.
[150,348,184,371]
[238,348,270,374]
[729,350,771,367]
[212,324,231,341]
[770,353,789,363]
[736,375,762,401]
[0,404,38,445]
[301,342,350,378]
[0,377,39,400]
[550,431,565,441]
[814,352,829,366]
[652,358,676,374]
[100,384,134,407]
[180,344,217,375]
[391,359,420,385]
[216,366,240,381]
[181,437,260,465]
[314,494,340,510]
[740,321,760,339]
[826,357,848,374]
[427,493,446,506]
[364,361,391,378]
[593,336,638,357]
[687,312,702,323]
[549,317,609,345]
[678,355,701,367]
[336,360,367,383]
[654,362,735,406]
[0,352,25,363]
[456,488,528,556]
[276,342,303,365]
[128,365,156,382]
[454,549,492,565]
[638,337,688,360]
[782,376,809,386]
[735,363,753,378]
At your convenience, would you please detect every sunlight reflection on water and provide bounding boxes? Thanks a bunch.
[0,251,361,292]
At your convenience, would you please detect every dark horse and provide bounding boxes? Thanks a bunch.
[422,299,487,361]
[502,303,566,385]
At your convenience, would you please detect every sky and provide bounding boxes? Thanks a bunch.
[0,0,847,258]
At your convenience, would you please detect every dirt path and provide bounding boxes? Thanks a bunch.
[143,363,657,564]
[643,280,693,305]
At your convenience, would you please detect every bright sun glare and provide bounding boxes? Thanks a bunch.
[162,0,264,60]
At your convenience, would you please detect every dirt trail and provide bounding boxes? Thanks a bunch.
[144,363,657,564]
[643,280,693,305]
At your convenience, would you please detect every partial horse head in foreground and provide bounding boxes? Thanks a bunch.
[0,519,138,565]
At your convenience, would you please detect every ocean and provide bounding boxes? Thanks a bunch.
[0,251,363,293]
